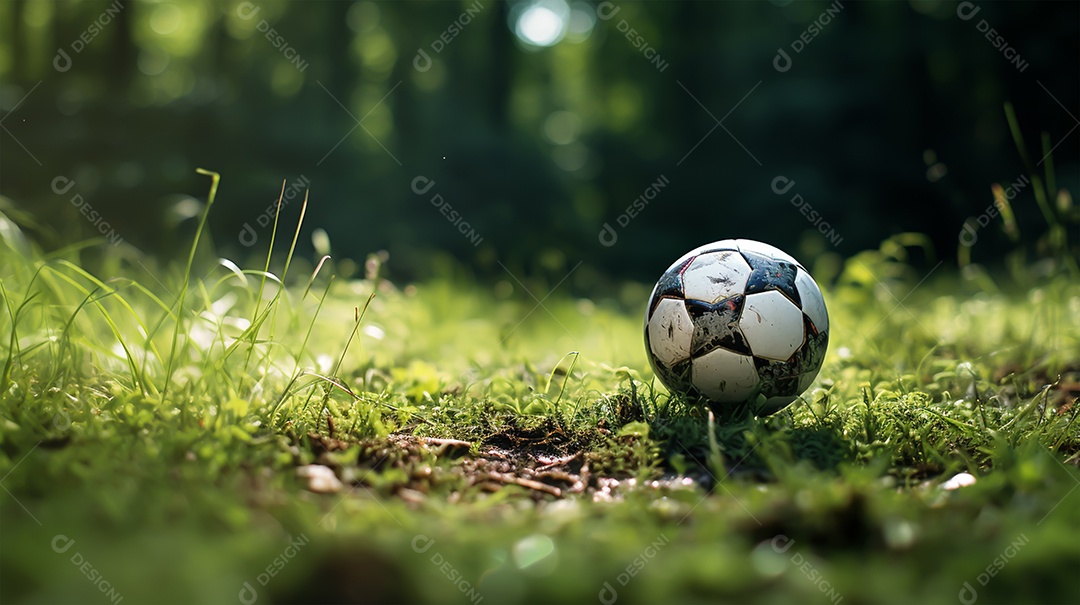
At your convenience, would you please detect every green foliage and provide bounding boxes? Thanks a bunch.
[2,1,1077,278]
[0,177,1078,604]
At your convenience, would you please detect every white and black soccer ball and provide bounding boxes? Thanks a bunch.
[644,239,829,416]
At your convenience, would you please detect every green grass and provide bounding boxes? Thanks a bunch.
[0,172,1078,605]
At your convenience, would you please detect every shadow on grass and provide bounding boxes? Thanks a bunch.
[648,397,854,483]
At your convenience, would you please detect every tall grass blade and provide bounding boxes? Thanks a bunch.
[164,169,219,398]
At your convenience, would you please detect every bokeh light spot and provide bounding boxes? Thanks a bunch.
[347,2,381,34]
[514,0,569,47]
[512,534,557,575]
[543,110,581,145]
[150,3,183,36]
[565,2,596,42]
[138,48,170,76]
[553,143,588,172]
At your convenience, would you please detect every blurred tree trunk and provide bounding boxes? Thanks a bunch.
[674,1,706,164]
[311,0,356,161]
[388,4,417,165]
[12,1,29,81]
[485,0,512,132]
[109,0,136,90]
[327,0,353,99]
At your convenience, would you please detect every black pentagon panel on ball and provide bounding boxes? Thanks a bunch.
[685,295,752,357]
[648,256,693,316]
[648,354,698,399]
[797,313,829,374]
[741,252,801,307]
[753,356,801,399]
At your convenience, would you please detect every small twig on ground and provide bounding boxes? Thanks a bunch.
[476,472,562,497]
[536,452,580,470]
[530,469,578,482]
[419,437,472,448]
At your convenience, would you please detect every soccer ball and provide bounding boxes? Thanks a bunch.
[644,239,829,416]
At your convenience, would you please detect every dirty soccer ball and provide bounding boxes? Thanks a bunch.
[644,239,829,416]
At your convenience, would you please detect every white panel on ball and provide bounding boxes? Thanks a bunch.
[682,251,752,304]
[684,239,739,259]
[794,269,828,333]
[647,298,695,367]
[667,240,739,274]
[736,239,802,268]
[691,348,759,402]
[740,291,805,361]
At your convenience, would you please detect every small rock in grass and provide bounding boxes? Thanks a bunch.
[941,472,977,490]
[297,464,343,493]
[398,487,426,504]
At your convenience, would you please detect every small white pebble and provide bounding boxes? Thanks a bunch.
[297,464,343,493]
[941,472,977,490]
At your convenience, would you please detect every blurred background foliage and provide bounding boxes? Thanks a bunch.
[0,0,1076,285]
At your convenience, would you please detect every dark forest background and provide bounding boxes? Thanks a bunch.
[0,0,1076,283]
